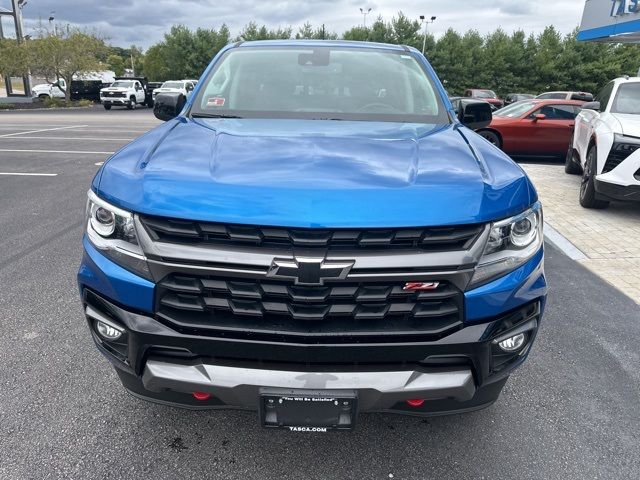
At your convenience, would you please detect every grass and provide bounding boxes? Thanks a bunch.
[0,98,96,110]
[42,97,94,108]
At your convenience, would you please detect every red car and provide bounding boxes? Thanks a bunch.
[477,99,584,159]
[465,89,504,109]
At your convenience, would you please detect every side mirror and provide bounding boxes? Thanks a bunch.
[582,101,601,112]
[457,99,492,129]
[153,92,185,121]
[533,113,546,122]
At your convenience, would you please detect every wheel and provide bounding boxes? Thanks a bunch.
[127,97,136,110]
[579,144,609,209]
[38,94,49,100]
[103,104,111,110]
[478,130,502,149]
[564,134,582,174]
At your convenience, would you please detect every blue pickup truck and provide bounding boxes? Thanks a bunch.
[78,40,546,431]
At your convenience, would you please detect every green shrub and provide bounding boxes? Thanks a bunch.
[43,97,65,108]
[0,103,17,110]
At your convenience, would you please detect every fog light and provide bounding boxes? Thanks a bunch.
[96,320,123,340]
[498,333,525,352]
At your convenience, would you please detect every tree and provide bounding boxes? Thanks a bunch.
[142,43,171,81]
[106,54,126,76]
[0,39,30,78]
[296,22,337,40]
[390,12,421,48]
[29,26,107,104]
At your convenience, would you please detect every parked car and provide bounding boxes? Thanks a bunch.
[567,76,640,208]
[465,89,504,110]
[79,40,546,429]
[536,91,594,102]
[100,77,152,110]
[504,93,535,105]
[152,80,197,102]
[477,99,584,158]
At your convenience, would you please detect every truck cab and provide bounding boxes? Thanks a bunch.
[31,78,66,99]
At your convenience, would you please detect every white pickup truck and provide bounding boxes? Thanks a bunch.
[100,79,146,110]
[31,79,67,99]
[151,80,197,102]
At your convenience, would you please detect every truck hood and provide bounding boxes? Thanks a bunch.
[611,113,640,137]
[96,118,536,228]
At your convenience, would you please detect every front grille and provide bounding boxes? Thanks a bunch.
[156,274,464,343]
[104,92,126,98]
[140,216,484,252]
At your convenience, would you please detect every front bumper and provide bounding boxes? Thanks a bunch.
[78,233,546,418]
[596,179,640,202]
[101,97,129,105]
[81,284,542,416]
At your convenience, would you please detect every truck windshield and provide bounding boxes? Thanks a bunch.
[162,82,184,89]
[111,81,133,88]
[191,46,448,123]
[474,90,497,99]
[611,83,640,115]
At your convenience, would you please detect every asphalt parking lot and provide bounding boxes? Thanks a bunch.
[1,106,639,479]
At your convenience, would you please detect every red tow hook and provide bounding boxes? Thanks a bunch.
[192,391,211,401]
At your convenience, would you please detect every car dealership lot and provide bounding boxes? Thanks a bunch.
[1,107,639,479]
[522,162,640,304]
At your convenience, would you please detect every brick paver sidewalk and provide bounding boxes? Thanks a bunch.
[522,163,640,304]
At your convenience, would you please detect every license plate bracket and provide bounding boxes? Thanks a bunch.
[260,388,357,432]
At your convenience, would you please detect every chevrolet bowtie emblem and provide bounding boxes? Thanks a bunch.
[268,257,355,285]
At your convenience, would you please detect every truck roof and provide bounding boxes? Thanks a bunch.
[235,39,408,52]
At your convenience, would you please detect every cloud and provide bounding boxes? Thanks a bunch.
[13,0,587,48]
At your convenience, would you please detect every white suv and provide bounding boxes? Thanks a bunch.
[566,76,640,208]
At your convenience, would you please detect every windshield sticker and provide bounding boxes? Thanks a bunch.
[207,97,225,107]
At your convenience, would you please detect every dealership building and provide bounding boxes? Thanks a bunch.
[579,0,640,42]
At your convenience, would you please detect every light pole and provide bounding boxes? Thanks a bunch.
[419,15,436,55]
[359,7,371,28]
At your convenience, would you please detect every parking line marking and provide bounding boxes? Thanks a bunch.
[0,172,58,176]
[0,149,114,154]
[0,125,88,138]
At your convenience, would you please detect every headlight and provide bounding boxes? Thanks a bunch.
[85,190,152,280]
[469,202,543,288]
[613,133,640,156]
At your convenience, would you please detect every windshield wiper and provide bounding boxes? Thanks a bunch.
[191,112,243,119]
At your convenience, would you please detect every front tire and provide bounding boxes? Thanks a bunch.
[564,134,582,174]
[579,144,609,209]
[478,130,502,149]
[103,104,111,110]
[127,96,136,110]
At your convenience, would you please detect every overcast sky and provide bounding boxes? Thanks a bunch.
[2,0,588,48]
